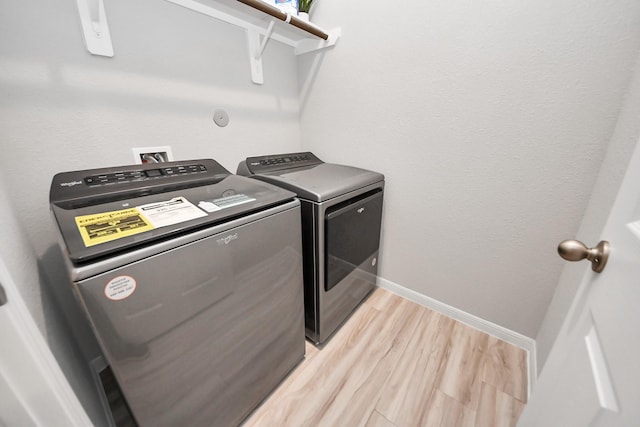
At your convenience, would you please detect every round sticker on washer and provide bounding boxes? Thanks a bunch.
[105,276,137,301]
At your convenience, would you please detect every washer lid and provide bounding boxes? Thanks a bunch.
[50,159,296,264]
[254,163,384,202]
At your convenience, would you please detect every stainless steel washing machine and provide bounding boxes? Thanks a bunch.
[49,159,305,427]
[237,152,384,344]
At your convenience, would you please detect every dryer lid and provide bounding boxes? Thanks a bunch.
[259,163,384,202]
[238,152,384,202]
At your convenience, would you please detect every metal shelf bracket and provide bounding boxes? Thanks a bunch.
[76,0,114,57]
[257,20,277,58]
[247,19,277,85]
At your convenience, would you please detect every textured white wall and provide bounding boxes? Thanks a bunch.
[0,0,302,424]
[300,0,640,337]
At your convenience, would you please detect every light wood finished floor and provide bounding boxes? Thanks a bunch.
[243,288,528,427]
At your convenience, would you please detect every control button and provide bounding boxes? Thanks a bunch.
[145,169,163,178]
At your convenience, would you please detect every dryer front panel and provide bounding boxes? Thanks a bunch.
[325,189,383,292]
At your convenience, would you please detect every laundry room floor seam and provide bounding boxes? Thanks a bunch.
[242,287,528,427]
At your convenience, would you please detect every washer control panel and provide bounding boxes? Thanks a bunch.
[50,159,230,208]
[84,164,207,186]
[243,152,323,174]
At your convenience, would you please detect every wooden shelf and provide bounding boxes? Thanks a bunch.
[236,0,329,40]
[76,0,339,84]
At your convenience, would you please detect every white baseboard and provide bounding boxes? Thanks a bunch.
[376,276,537,398]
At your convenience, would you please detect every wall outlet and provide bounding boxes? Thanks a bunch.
[132,146,174,164]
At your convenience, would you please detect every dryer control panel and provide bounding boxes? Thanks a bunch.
[239,152,323,175]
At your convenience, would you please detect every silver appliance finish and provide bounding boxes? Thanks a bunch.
[238,152,384,344]
[49,159,305,427]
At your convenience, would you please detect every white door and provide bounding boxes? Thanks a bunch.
[0,258,92,427]
[518,137,640,426]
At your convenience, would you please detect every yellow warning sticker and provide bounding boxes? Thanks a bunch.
[75,208,154,247]
[74,197,208,247]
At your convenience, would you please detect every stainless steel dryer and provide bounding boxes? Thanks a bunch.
[49,159,304,427]
[237,152,384,344]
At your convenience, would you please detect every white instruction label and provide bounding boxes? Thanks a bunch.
[198,201,221,213]
[198,194,256,213]
[137,197,207,228]
[105,276,137,301]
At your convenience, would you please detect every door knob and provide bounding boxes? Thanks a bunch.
[557,240,610,273]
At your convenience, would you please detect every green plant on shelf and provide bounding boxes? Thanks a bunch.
[298,0,314,13]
